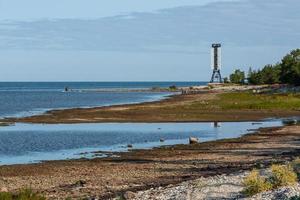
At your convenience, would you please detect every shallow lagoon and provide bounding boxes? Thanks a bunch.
[0,121,283,165]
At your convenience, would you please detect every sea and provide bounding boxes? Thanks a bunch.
[0,82,286,165]
[0,82,204,118]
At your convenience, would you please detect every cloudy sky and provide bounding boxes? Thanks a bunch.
[0,0,299,81]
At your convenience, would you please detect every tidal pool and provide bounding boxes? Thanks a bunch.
[0,121,284,165]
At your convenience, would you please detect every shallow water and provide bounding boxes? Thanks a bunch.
[0,121,283,165]
[0,82,204,118]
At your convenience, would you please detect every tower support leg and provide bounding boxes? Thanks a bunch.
[210,70,223,83]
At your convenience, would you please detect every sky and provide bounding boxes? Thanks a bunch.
[0,0,299,81]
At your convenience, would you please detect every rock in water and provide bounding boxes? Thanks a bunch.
[189,137,199,144]
[160,138,165,142]
[127,144,133,148]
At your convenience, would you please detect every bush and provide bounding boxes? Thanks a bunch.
[270,164,297,188]
[0,189,46,200]
[169,85,177,90]
[229,69,245,84]
[242,169,272,196]
[290,196,300,200]
[291,158,300,179]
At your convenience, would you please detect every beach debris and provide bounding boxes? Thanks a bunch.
[160,138,165,142]
[127,144,133,148]
[189,137,199,144]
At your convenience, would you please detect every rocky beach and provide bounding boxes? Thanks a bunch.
[1,123,300,199]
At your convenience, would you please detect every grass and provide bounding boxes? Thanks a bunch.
[292,158,300,179]
[270,164,297,188]
[0,189,46,200]
[243,164,298,197]
[242,169,272,196]
[216,92,300,110]
[186,92,300,112]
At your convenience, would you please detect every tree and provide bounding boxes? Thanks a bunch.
[260,64,281,84]
[248,69,263,85]
[229,69,245,84]
[230,49,300,86]
[280,49,300,85]
[223,77,229,83]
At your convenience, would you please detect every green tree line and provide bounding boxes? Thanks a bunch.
[227,49,300,85]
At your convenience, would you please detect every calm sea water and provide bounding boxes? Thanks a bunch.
[0,82,285,166]
[0,82,205,118]
[0,121,283,165]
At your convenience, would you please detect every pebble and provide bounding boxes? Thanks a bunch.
[0,187,8,192]
[130,169,300,200]
[124,191,136,199]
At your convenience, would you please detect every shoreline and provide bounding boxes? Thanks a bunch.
[1,124,300,199]
[3,85,300,124]
[0,91,174,121]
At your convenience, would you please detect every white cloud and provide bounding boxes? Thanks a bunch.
[0,0,298,52]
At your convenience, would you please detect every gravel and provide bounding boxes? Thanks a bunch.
[124,170,300,200]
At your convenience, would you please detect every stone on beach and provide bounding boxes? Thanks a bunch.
[124,191,136,199]
[189,137,199,144]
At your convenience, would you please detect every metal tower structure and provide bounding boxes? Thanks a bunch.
[210,43,223,83]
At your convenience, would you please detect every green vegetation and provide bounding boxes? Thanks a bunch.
[292,158,300,179]
[169,85,177,91]
[0,192,12,200]
[242,169,272,196]
[215,92,300,110]
[0,189,46,200]
[290,196,300,200]
[243,164,298,197]
[248,64,281,85]
[228,49,300,85]
[270,164,297,188]
[229,69,245,84]
[280,49,300,85]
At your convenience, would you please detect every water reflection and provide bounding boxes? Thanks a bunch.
[0,121,284,165]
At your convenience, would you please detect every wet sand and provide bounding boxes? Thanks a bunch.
[1,125,300,199]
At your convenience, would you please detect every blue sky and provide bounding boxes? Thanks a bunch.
[0,0,299,81]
